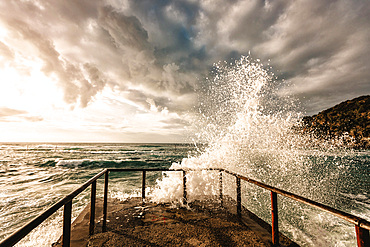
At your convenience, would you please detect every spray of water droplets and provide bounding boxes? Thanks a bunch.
[151,56,309,202]
[150,56,364,246]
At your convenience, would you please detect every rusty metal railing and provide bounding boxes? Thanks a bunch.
[221,169,370,247]
[1,168,369,247]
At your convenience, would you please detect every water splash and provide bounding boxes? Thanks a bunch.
[151,56,368,246]
[152,55,305,200]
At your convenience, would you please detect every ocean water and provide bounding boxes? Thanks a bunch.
[0,143,196,246]
[0,143,368,247]
[1,56,369,247]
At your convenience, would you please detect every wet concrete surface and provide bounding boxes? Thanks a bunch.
[54,197,298,247]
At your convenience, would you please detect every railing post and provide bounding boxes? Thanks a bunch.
[62,200,72,247]
[219,170,223,207]
[102,170,109,232]
[356,225,370,247]
[271,192,279,246]
[89,181,96,235]
[142,170,146,204]
[183,170,187,204]
[236,176,241,219]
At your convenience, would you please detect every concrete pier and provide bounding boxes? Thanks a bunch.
[53,197,298,247]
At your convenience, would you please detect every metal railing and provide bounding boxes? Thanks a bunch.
[221,169,370,247]
[0,168,369,247]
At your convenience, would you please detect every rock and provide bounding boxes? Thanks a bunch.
[300,95,370,149]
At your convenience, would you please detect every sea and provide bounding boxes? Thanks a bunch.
[1,56,369,246]
[0,143,197,246]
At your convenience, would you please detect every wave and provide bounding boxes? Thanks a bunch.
[150,56,369,246]
[53,159,171,169]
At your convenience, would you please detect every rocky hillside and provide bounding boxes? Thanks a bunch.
[301,95,370,149]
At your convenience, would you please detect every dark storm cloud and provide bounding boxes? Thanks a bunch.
[98,5,150,51]
[192,0,370,114]
[126,0,370,115]
[0,0,369,116]
[126,0,206,69]
[94,3,201,103]
[253,0,370,113]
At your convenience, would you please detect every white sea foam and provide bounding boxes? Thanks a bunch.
[55,159,89,167]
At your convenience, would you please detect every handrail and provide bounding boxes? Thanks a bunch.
[0,167,369,247]
[222,169,370,230]
[0,169,108,247]
[0,168,183,247]
[222,168,370,246]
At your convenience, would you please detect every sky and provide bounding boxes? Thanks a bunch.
[0,0,369,143]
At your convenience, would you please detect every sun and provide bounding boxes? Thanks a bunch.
[0,20,65,115]
[0,55,64,114]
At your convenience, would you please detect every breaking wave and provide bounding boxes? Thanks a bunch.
[151,56,369,246]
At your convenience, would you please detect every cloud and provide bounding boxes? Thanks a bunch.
[252,0,370,113]
[160,117,192,130]
[0,41,14,61]
[80,63,107,107]
[0,107,27,118]
[98,5,150,51]
[24,116,44,122]
[1,17,97,106]
[1,0,370,119]
[180,0,370,114]
[1,1,194,111]
[0,107,43,122]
